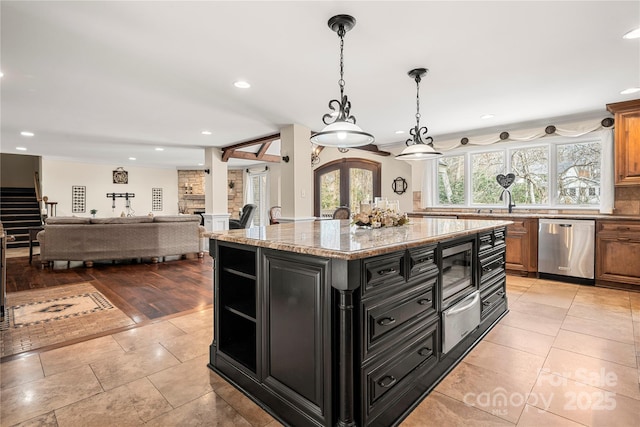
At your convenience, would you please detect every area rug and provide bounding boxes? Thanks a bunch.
[1,283,135,358]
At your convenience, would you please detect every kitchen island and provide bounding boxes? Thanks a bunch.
[208,218,510,427]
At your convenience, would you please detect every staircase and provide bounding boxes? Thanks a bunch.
[0,187,43,248]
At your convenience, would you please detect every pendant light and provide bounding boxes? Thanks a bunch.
[396,68,442,160]
[310,15,374,148]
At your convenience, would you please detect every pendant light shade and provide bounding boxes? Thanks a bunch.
[396,68,442,160]
[310,15,374,148]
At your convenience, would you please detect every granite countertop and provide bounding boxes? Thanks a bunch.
[411,211,640,221]
[210,218,511,260]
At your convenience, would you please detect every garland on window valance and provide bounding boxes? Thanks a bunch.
[433,117,614,152]
[421,116,615,214]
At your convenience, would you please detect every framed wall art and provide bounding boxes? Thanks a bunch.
[113,167,128,184]
[152,188,163,211]
[71,185,86,213]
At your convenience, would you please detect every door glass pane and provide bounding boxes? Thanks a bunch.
[438,155,465,205]
[511,146,549,205]
[350,168,373,210]
[320,170,340,218]
[556,142,601,205]
[471,151,505,204]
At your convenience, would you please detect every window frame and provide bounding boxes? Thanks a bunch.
[432,134,603,210]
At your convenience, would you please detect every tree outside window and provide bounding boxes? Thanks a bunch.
[471,151,505,205]
[556,142,601,205]
[511,146,549,205]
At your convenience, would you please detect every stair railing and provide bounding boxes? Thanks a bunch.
[34,171,45,224]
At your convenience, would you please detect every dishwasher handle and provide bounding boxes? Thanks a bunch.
[559,224,572,228]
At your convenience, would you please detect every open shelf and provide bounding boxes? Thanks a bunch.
[224,302,256,323]
[219,310,256,373]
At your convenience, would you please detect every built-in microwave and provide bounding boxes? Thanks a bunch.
[440,240,475,309]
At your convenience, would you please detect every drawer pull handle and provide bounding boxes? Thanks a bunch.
[377,268,397,276]
[417,298,432,305]
[418,347,432,356]
[483,300,492,306]
[378,375,397,388]
[377,317,396,326]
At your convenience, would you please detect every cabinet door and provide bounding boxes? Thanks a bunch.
[596,235,640,286]
[261,250,332,425]
[607,99,640,186]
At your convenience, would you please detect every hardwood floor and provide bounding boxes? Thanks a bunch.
[5,254,213,323]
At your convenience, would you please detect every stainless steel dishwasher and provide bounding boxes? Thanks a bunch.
[538,218,595,283]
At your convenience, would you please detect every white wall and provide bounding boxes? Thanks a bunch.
[41,159,179,217]
[312,147,414,213]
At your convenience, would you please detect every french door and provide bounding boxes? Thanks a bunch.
[314,158,381,218]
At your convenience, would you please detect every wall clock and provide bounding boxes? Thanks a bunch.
[392,177,407,195]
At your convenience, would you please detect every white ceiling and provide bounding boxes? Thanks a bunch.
[1,1,638,169]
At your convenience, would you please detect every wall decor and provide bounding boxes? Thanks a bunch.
[71,185,86,213]
[392,177,408,195]
[112,167,128,184]
[152,188,163,211]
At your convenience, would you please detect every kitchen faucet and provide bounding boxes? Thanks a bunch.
[500,189,516,213]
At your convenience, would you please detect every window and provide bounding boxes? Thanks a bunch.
[556,141,601,205]
[471,151,505,205]
[314,158,381,218]
[433,136,602,209]
[438,155,465,205]
[511,146,549,205]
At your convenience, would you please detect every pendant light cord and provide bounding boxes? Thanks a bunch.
[415,74,421,130]
[338,25,346,100]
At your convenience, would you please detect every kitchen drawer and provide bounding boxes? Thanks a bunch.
[362,251,406,298]
[597,221,640,235]
[479,267,506,292]
[408,245,437,279]
[478,228,507,255]
[362,320,438,423]
[479,248,505,283]
[362,277,436,359]
[481,280,506,318]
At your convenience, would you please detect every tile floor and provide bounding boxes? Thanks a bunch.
[1,277,639,426]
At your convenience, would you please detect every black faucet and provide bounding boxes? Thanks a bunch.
[500,189,516,213]
[506,190,516,213]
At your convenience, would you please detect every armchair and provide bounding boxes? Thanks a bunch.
[229,204,257,229]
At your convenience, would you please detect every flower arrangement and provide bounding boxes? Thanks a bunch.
[352,208,410,228]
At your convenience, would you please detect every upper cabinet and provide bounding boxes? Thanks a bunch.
[607,99,640,186]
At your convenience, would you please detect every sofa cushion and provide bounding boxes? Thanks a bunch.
[46,217,91,225]
[90,216,154,224]
[153,215,200,223]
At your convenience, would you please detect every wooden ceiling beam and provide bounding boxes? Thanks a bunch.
[221,133,281,162]
[353,144,391,156]
[225,151,282,163]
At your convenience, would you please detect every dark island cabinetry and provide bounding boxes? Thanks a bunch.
[209,220,509,427]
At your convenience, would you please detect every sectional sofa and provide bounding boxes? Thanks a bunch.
[37,215,205,267]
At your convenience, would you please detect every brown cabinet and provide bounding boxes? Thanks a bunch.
[596,219,640,289]
[607,99,640,186]
[459,216,538,277]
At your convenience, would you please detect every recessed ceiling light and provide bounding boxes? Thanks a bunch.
[234,80,251,89]
[198,163,204,166]
[201,130,212,135]
[16,147,27,151]
[20,131,34,137]
[620,87,640,95]
[155,147,164,151]
[480,114,495,119]
[128,157,136,161]
[623,28,640,39]
[395,130,405,134]
[0,71,4,78]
